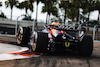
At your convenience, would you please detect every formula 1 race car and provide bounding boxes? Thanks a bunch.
[17,22,93,56]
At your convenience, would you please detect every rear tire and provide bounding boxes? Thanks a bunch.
[17,27,31,46]
[77,35,93,56]
[34,32,49,52]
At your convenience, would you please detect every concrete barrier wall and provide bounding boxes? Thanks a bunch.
[0,18,45,28]
[0,18,45,34]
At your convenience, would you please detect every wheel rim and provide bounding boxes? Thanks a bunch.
[17,29,23,44]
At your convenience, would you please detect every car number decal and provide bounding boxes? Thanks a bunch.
[65,42,70,47]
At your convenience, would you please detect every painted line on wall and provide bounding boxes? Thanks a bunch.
[94,40,100,42]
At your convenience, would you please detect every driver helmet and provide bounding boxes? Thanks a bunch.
[51,22,61,26]
[50,22,61,29]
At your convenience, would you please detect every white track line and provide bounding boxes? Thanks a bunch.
[0,43,40,61]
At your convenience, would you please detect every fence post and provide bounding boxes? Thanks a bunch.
[93,25,97,41]
[15,16,20,36]
[15,15,26,36]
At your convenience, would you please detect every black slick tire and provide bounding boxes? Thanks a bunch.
[77,35,93,56]
[17,27,31,46]
[35,32,49,52]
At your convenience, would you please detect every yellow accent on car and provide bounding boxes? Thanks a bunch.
[18,34,23,44]
[65,42,70,47]
[33,43,37,51]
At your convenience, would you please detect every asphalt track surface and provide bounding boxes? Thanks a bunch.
[0,35,100,67]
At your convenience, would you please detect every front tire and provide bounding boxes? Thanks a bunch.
[77,36,93,56]
[17,27,31,46]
